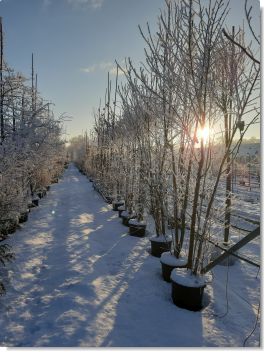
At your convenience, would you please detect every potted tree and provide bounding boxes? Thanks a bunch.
[112,196,125,211]
[121,193,136,226]
[149,182,172,258]
[169,0,259,311]
[128,197,146,237]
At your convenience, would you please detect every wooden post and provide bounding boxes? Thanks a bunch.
[35,72,38,111]
[31,53,35,112]
[224,26,235,244]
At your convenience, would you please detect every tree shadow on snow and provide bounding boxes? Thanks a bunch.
[208,257,260,347]
[1,166,205,347]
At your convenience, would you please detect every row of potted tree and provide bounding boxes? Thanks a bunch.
[69,0,260,310]
[0,19,66,294]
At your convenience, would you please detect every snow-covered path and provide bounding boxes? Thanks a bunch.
[0,164,260,347]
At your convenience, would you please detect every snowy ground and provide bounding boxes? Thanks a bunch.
[0,164,260,347]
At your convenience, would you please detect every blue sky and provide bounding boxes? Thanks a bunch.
[0,0,260,139]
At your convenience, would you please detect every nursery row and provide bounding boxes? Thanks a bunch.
[77,165,208,311]
[0,19,67,293]
[68,0,260,295]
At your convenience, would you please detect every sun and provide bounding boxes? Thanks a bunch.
[197,126,210,144]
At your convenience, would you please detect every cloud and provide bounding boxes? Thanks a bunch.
[81,65,97,74]
[43,0,52,7]
[81,61,125,76]
[90,0,104,9]
[67,0,104,9]
[42,0,104,10]
[109,66,125,76]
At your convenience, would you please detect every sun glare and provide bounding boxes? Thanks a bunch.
[197,126,210,143]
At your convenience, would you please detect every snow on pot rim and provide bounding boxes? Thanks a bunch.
[128,219,146,226]
[118,205,125,211]
[113,200,124,205]
[150,235,171,243]
[160,251,187,267]
[170,268,206,288]
[121,210,136,218]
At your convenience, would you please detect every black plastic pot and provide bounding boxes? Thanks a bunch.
[8,224,18,234]
[171,280,206,311]
[2,219,18,235]
[46,185,50,191]
[37,192,43,199]
[160,255,188,282]
[105,196,113,204]
[118,209,123,217]
[150,239,172,258]
[122,215,129,226]
[129,224,146,237]
[28,202,34,209]
[161,262,178,282]
[19,212,29,223]
[113,201,125,211]
[121,213,136,226]
[32,199,39,206]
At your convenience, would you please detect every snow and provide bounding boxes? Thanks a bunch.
[170,268,206,288]
[120,210,129,217]
[160,251,187,267]
[113,200,124,205]
[120,211,136,219]
[0,164,260,347]
[236,142,260,157]
[150,235,171,243]
[117,205,125,211]
[128,219,146,226]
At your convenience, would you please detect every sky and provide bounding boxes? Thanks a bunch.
[0,0,261,140]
